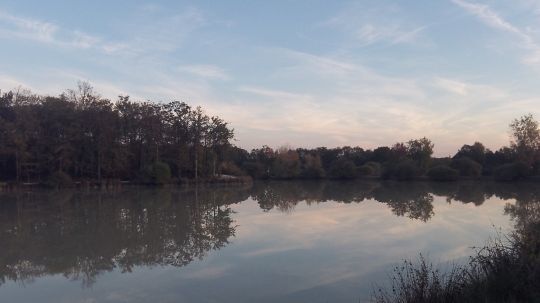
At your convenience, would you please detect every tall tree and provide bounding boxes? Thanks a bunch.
[454,142,486,164]
[510,114,540,165]
[190,106,209,180]
[163,101,192,178]
[406,137,434,169]
[207,116,234,176]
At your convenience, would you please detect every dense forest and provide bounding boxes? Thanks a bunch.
[1,82,540,186]
[0,82,235,185]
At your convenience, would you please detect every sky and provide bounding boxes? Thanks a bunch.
[1,0,540,155]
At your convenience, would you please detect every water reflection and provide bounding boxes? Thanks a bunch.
[0,181,539,296]
[502,184,540,233]
[250,181,540,222]
[0,187,250,287]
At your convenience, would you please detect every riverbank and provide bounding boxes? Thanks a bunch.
[4,173,540,192]
[373,221,540,302]
[0,175,253,191]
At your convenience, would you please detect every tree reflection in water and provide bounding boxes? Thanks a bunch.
[252,181,445,222]
[502,183,540,233]
[0,186,250,287]
[1,181,540,288]
[251,181,540,223]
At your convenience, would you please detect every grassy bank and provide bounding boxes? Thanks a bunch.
[373,222,540,302]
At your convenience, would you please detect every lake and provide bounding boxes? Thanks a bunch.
[0,181,536,303]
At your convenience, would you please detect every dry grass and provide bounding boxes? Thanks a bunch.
[373,223,540,303]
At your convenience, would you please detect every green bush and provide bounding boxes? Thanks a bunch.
[300,155,325,179]
[451,157,482,177]
[393,160,420,181]
[358,161,381,176]
[271,158,300,179]
[532,160,540,176]
[369,161,382,173]
[141,161,171,184]
[357,164,374,176]
[45,171,74,188]
[242,162,267,179]
[154,162,172,184]
[494,162,530,181]
[220,161,245,176]
[328,159,357,179]
[429,157,452,168]
[381,164,394,180]
[427,165,459,181]
[300,165,325,179]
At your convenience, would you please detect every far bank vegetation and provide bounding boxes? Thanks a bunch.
[1,82,540,187]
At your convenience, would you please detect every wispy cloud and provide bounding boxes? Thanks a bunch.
[178,64,229,80]
[238,86,310,100]
[268,48,357,78]
[354,24,425,46]
[126,6,207,53]
[435,78,469,96]
[322,3,427,46]
[451,0,540,65]
[0,10,120,53]
[0,7,207,56]
[226,46,528,154]
[0,10,57,42]
[451,0,522,34]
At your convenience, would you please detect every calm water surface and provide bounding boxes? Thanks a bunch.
[0,181,536,302]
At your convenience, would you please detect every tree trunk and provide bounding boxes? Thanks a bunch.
[213,155,216,176]
[97,151,102,184]
[15,150,20,183]
[139,142,144,171]
[195,147,198,181]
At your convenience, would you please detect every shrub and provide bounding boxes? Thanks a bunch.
[220,161,245,176]
[45,171,73,188]
[271,158,300,179]
[429,157,452,168]
[357,164,374,176]
[299,154,325,179]
[242,162,267,179]
[381,164,394,180]
[532,160,540,176]
[141,161,171,184]
[300,165,325,179]
[494,162,530,181]
[373,222,540,303]
[368,161,382,173]
[427,165,459,181]
[359,161,381,176]
[451,157,482,177]
[393,160,420,181]
[328,159,357,179]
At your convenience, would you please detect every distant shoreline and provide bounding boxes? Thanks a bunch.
[3,174,540,192]
[0,175,253,191]
[2,85,540,187]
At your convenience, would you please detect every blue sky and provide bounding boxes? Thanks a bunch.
[1,0,540,155]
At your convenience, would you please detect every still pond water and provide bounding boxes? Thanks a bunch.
[0,181,536,302]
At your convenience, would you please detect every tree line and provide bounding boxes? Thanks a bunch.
[0,82,234,185]
[231,114,540,182]
[1,83,540,185]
